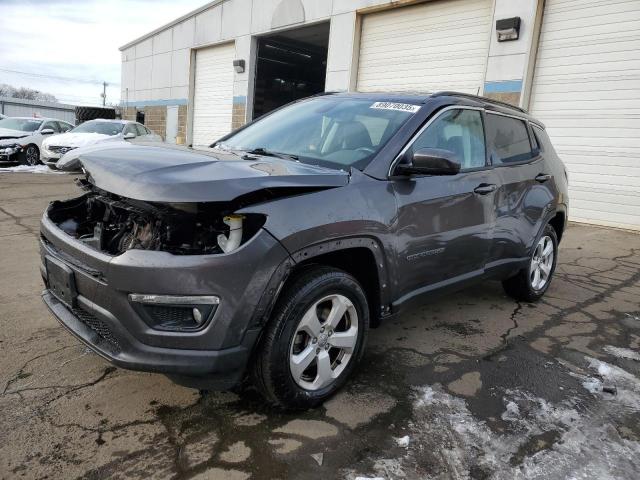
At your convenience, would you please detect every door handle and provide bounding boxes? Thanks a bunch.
[474,183,497,195]
[535,173,552,183]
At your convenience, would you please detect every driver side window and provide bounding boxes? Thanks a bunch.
[123,124,137,137]
[42,121,59,133]
[411,109,486,170]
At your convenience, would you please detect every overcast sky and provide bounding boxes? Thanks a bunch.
[0,0,205,106]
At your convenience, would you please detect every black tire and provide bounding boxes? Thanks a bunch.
[502,224,558,302]
[19,144,40,166]
[253,266,369,410]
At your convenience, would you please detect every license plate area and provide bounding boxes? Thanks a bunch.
[46,255,77,308]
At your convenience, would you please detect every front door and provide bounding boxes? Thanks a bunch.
[391,107,498,304]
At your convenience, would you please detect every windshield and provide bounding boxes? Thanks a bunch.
[218,97,419,170]
[0,118,42,132]
[71,121,124,135]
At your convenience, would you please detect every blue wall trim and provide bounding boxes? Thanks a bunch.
[123,98,188,107]
[483,80,523,93]
[233,95,246,105]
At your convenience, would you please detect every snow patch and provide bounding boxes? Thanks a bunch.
[604,345,640,362]
[582,377,602,394]
[501,400,520,421]
[0,165,65,174]
[395,435,410,448]
[407,380,640,479]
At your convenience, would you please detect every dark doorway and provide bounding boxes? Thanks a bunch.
[252,22,329,119]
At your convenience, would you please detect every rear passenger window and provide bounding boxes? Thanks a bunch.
[486,113,534,164]
[57,122,72,132]
[135,124,148,136]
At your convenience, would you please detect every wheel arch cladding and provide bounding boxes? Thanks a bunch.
[288,239,390,326]
[549,210,566,243]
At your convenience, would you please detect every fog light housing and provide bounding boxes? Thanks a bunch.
[129,294,219,331]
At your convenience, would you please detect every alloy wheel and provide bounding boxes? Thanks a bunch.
[289,294,358,391]
[530,235,554,290]
[26,146,39,165]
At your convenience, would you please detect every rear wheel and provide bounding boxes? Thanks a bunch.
[253,266,369,410]
[502,224,558,302]
[20,145,40,166]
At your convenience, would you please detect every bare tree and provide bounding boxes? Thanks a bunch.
[0,83,58,102]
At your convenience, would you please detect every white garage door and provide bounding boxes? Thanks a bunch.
[357,0,492,94]
[529,0,640,230]
[192,42,235,146]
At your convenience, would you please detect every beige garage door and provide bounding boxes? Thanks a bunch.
[529,0,640,230]
[357,0,492,94]
[192,42,235,146]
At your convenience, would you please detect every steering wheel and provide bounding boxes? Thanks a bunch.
[355,147,375,154]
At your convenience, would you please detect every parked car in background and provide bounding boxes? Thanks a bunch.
[40,92,568,409]
[0,117,73,165]
[42,119,162,169]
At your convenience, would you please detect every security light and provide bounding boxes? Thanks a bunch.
[496,17,521,42]
[233,59,245,73]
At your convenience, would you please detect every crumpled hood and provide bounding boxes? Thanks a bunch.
[77,143,349,202]
[0,128,29,141]
[45,132,116,148]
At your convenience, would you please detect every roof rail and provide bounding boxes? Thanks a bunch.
[431,91,527,113]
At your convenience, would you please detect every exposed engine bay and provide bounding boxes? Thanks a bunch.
[46,180,267,255]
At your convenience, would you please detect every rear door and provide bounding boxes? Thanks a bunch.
[391,106,499,303]
[484,112,555,265]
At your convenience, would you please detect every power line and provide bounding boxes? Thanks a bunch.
[0,68,120,86]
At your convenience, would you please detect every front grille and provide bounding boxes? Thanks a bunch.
[73,306,121,354]
[49,146,77,154]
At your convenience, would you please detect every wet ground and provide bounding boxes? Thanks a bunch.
[1,171,639,480]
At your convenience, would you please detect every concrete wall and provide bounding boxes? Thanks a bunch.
[120,0,543,141]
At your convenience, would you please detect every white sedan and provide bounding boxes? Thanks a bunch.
[0,117,74,165]
[42,119,162,169]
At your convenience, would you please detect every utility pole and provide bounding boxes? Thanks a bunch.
[101,81,107,106]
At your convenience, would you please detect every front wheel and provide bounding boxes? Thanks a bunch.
[502,224,558,302]
[20,145,40,166]
[253,266,369,410]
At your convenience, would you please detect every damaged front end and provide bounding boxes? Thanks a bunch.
[47,180,266,256]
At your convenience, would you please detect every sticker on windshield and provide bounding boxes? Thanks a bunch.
[370,102,421,113]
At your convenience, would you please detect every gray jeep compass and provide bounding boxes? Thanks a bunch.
[40,92,568,409]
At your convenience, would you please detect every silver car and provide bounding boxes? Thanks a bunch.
[0,117,73,165]
[42,119,162,169]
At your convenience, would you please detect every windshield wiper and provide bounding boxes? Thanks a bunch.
[244,147,298,161]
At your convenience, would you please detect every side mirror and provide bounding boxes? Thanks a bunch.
[396,148,461,176]
[41,128,55,135]
[123,132,136,139]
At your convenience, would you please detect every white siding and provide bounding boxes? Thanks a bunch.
[357,0,492,93]
[529,0,640,230]
[192,42,235,146]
